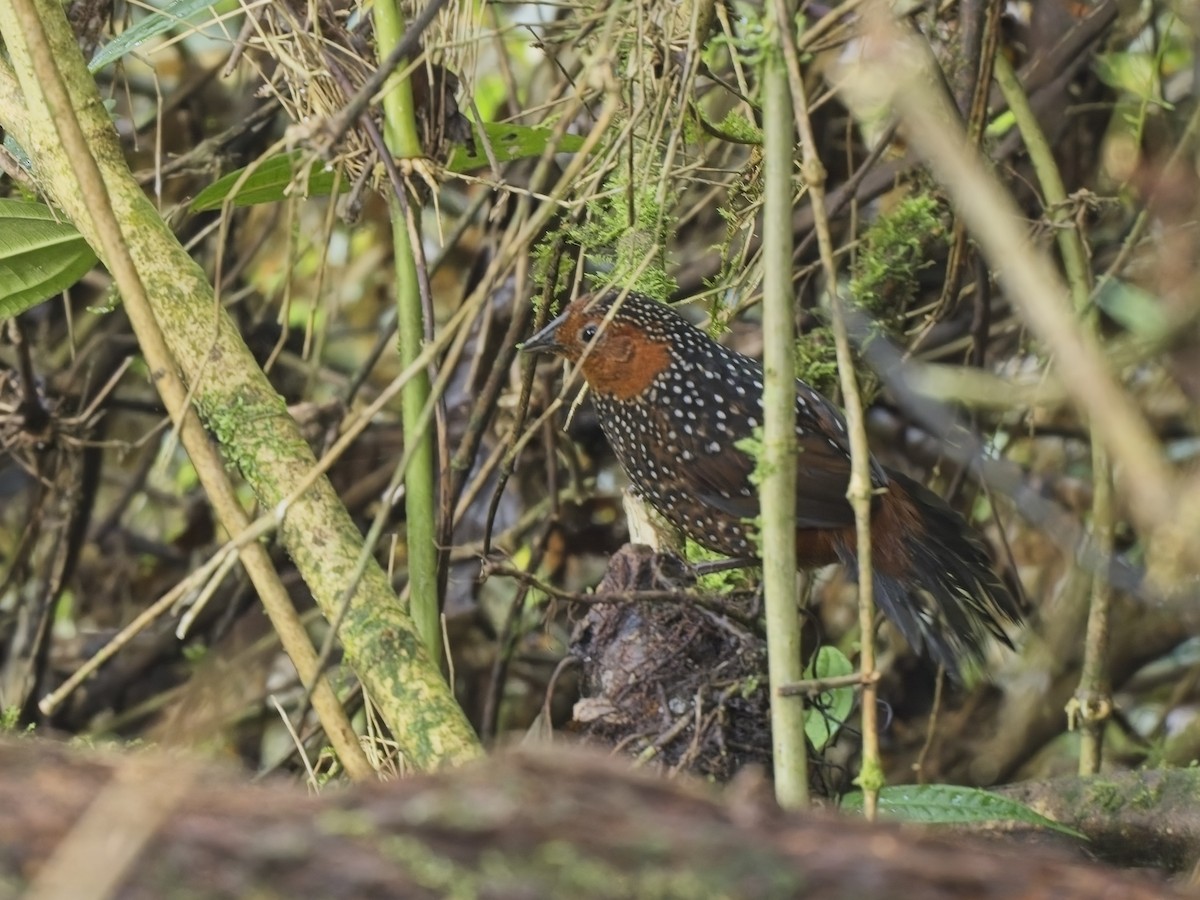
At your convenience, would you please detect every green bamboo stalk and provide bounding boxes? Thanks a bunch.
[373,1,443,666]
[776,0,879,817]
[760,1,808,809]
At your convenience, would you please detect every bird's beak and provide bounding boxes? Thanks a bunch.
[520,312,569,355]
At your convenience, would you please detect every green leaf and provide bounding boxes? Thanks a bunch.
[803,646,854,752]
[89,0,231,73]
[189,123,587,211]
[1094,51,1161,101]
[1094,279,1170,340]
[842,784,1087,839]
[447,122,586,173]
[189,154,345,211]
[0,200,98,318]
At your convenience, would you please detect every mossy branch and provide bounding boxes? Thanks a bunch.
[0,0,479,769]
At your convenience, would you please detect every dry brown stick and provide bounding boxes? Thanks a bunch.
[841,6,1175,540]
[480,561,753,620]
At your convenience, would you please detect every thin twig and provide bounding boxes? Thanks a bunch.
[777,670,880,696]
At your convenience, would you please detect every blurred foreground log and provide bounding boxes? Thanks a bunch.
[0,739,1189,899]
[998,767,1200,873]
[0,744,1190,897]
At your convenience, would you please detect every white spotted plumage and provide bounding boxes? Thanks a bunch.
[581,292,881,558]
[526,289,1022,676]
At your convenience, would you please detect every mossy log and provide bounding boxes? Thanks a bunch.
[0,738,1187,899]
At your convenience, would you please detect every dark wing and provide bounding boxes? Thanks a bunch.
[684,383,877,530]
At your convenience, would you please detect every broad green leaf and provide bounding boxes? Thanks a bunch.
[189,154,344,211]
[803,646,854,752]
[447,122,586,172]
[189,124,586,211]
[0,200,98,318]
[89,0,233,72]
[842,784,1086,838]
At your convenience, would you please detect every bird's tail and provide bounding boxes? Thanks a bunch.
[840,469,1022,677]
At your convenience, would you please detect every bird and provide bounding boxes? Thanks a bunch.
[522,289,1022,675]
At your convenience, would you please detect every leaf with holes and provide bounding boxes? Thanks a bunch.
[803,645,854,752]
[841,784,1086,838]
[0,200,98,319]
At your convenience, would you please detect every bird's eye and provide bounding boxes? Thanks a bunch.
[580,324,598,342]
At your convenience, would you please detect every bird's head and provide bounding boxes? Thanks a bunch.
[521,291,673,400]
